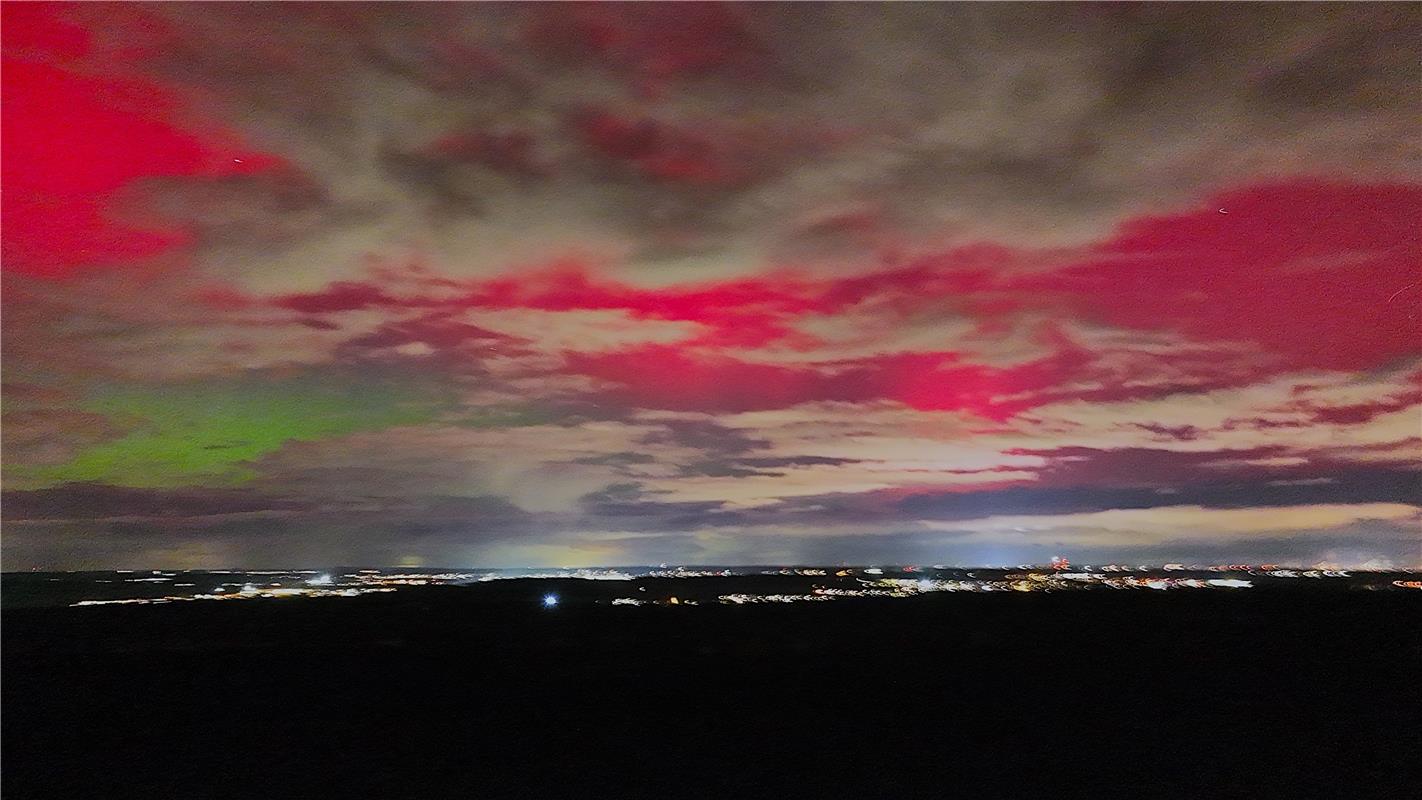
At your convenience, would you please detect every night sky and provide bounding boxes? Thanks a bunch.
[2,3,1419,570]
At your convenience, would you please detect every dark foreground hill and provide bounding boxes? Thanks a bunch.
[5,585,1420,798]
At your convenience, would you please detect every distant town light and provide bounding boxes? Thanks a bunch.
[542,593,559,608]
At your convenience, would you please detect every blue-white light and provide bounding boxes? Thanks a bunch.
[542,593,559,607]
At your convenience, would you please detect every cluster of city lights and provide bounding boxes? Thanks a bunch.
[824,574,1240,603]
[646,567,736,578]
[71,586,397,607]
[478,568,636,581]
[607,596,700,606]
[61,563,1417,608]
[607,574,1260,607]
[718,593,833,604]
[884,574,1259,592]
[67,569,478,607]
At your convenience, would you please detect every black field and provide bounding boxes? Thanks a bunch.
[4,581,1420,798]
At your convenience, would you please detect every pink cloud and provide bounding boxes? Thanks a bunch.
[1,6,284,278]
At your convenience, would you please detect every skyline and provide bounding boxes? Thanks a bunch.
[3,3,1420,570]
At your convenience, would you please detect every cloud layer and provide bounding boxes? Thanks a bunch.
[3,3,1419,568]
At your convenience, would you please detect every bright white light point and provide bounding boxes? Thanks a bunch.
[542,594,559,607]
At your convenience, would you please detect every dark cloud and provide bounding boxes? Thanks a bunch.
[559,465,1420,533]
[571,451,658,468]
[636,418,769,457]
[2,483,302,522]
[1018,446,1422,493]
[735,455,861,469]
[897,469,1422,520]
[577,482,728,526]
[277,281,397,314]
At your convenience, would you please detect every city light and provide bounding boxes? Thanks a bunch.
[56,564,1418,609]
